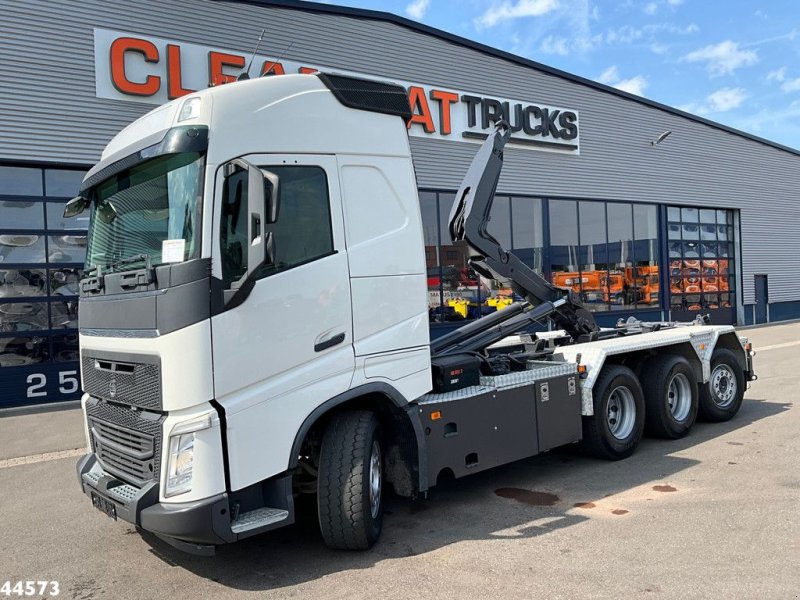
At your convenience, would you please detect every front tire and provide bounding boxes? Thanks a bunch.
[698,349,745,422]
[317,410,383,550]
[641,355,698,439]
[582,365,645,460]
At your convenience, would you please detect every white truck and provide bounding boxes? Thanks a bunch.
[68,73,755,555]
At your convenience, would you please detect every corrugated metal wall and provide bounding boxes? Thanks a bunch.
[1,0,798,305]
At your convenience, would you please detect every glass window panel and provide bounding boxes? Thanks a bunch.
[606,203,634,310]
[48,235,87,263]
[50,267,82,296]
[716,210,727,224]
[45,169,86,198]
[699,209,716,223]
[0,268,47,298]
[0,335,49,366]
[0,166,43,196]
[719,293,732,308]
[438,193,475,321]
[667,206,680,222]
[670,294,684,310]
[702,277,719,292]
[703,293,720,309]
[511,197,544,273]
[633,204,659,307]
[419,192,443,322]
[700,224,717,241]
[0,199,45,229]
[549,200,579,293]
[683,241,700,258]
[668,223,681,240]
[682,223,699,240]
[50,297,78,329]
[669,242,682,258]
[701,242,717,258]
[681,207,699,222]
[52,333,80,362]
[717,225,729,241]
[0,235,45,263]
[46,202,90,231]
[486,195,511,249]
[578,201,608,311]
[0,300,49,332]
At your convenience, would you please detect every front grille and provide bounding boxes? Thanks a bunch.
[82,354,161,410]
[86,398,164,488]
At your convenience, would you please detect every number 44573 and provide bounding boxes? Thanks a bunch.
[0,581,59,596]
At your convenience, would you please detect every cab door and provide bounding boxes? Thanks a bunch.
[210,154,354,488]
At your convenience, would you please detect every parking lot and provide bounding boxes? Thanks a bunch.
[1,321,798,599]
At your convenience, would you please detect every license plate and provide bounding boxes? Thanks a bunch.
[91,491,117,520]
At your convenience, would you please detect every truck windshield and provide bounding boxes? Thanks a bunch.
[85,152,204,274]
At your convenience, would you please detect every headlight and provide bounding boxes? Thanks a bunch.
[177,97,202,122]
[164,413,212,498]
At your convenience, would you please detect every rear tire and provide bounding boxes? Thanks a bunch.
[582,365,645,460]
[317,410,383,550]
[641,355,698,439]
[698,349,745,422]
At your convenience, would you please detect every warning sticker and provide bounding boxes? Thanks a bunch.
[161,239,186,263]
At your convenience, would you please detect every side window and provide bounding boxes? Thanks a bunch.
[220,168,248,285]
[255,166,333,278]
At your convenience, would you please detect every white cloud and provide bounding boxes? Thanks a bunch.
[405,0,430,20]
[680,87,747,115]
[596,65,647,96]
[539,35,569,55]
[706,87,747,112]
[767,67,787,83]
[650,42,668,54]
[782,78,800,93]
[598,65,619,84]
[682,40,758,76]
[475,0,559,29]
[614,76,648,96]
[667,0,684,5]
[644,2,658,15]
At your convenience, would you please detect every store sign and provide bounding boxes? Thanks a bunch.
[93,28,580,153]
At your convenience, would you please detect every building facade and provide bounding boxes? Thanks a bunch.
[1,0,797,407]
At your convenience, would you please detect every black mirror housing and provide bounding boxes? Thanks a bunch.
[63,195,89,218]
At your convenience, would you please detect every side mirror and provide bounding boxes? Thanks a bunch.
[262,169,280,224]
[245,163,267,277]
[63,195,89,218]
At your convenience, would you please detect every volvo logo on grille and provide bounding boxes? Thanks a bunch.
[109,378,117,399]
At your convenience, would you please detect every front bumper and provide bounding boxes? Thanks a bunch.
[76,453,293,550]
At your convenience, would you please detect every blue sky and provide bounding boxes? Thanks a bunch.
[329,0,800,149]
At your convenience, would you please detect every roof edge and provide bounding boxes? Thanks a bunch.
[219,0,800,158]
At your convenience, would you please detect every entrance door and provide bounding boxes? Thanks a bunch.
[754,274,768,324]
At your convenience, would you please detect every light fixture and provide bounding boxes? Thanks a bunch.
[651,130,672,146]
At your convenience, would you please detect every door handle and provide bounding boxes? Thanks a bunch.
[314,332,345,352]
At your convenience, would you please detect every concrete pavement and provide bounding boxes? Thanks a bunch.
[0,322,798,599]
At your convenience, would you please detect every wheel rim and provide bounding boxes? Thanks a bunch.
[606,386,636,440]
[711,364,737,408]
[369,440,382,519]
[667,372,693,422]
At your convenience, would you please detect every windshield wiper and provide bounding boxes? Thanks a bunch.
[107,253,152,273]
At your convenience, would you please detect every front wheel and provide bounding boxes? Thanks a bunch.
[317,410,383,550]
[582,365,645,460]
[698,349,745,422]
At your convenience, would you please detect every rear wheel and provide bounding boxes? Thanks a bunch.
[698,349,745,422]
[317,410,383,550]
[582,365,645,460]
[641,355,698,439]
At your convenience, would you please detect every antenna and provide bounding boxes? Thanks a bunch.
[262,41,294,77]
[238,29,266,81]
